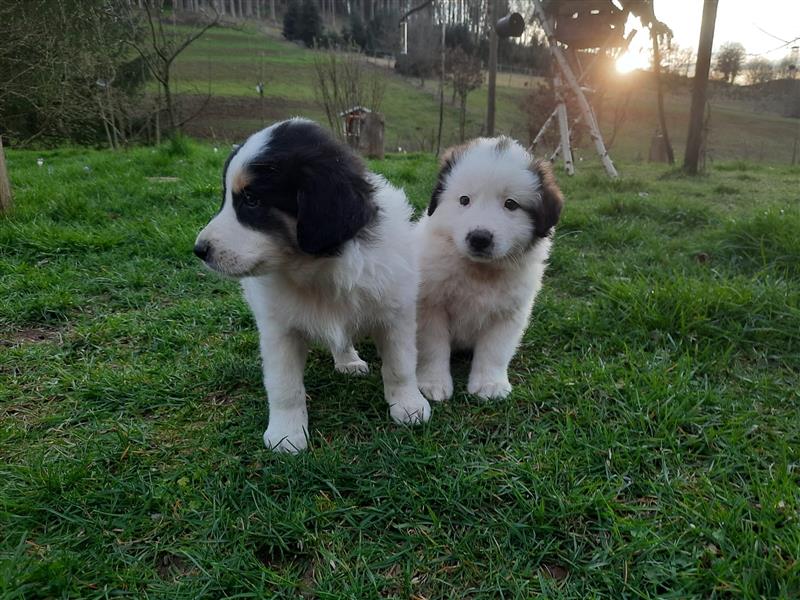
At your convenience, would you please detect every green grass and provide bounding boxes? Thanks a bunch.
[1,144,799,597]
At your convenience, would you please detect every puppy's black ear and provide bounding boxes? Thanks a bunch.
[296,157,376,255]
[428,143,470,216]
[530,160,564,238]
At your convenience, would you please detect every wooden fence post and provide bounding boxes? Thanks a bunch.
[0,136,12,214]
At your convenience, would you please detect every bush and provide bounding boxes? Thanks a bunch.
[394,53,436,80]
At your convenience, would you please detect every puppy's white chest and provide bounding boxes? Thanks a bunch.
[423,262,527,348]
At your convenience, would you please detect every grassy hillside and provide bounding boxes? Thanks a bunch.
[168,24,800,165]
[1,142,799,597]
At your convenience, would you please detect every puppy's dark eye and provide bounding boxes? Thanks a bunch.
[242,190,259,208]
[459,195,470,206]
[504,199,520,211]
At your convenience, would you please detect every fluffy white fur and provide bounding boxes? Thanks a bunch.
[195,120,430,453]
[416,137,563,401]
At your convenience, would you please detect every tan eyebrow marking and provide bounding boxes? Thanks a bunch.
[231,168,252,195]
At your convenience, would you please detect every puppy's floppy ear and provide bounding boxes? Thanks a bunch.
[428,143,470,216]
[296,155,376,255]
[530,159,564,238]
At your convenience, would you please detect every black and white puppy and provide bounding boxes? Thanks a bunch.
[416,137,564,401]
[195,118,431,452]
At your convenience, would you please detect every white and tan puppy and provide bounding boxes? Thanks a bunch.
[194,119,431,452]
[416,137,564,401]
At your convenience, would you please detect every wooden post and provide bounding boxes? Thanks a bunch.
[684,0,718,174]
[359,112,385,159]
[486,0,497,136]
[0,136,12,214]
[554,73,575,174]
[532,0,618,178]
[652,31,675,164]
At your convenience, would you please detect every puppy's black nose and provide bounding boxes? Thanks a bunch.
[466,229,493,253]
[194,241,210,261]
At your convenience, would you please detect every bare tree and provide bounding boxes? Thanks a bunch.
[661,43,695,79]
[312,49,386,141]
[121,0,219,138]
[743,57,775,85]
[447,47,483,142]
[715,41,745,83]
[0,0,148,146]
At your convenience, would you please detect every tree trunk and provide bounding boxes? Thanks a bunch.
[436,20,445,155]
[162,67,177,134]
[684,0,718,174]
[652,32,674,164]
[0,137,12,214]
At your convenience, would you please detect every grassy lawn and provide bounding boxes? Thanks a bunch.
[1,141,799,597]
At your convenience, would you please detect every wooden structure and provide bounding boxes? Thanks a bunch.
[0,137,12,214]
[339,106,372,148]
[531,0,626,177]
[339,106,385,159]
[358,112,385,160]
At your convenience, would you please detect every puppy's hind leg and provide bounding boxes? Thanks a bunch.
[331,343,370,376]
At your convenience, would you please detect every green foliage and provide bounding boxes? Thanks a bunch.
[163,133,194,158]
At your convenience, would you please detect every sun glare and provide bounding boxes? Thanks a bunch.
[615,49,648,74]
[615,12,650,75]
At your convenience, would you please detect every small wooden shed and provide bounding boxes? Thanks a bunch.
[339,106,385,159]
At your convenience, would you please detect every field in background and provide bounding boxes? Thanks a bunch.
[169,24,800,164]
[1,142,799,596]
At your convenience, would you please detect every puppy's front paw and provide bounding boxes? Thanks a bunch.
[334,358,370,376]
[263,423,308,453]
[389,389,432,425]
[418,375,453,402]
[467,376,512,400]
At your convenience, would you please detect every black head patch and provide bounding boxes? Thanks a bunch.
[428,143,472,216]
[528,160,564,239]
[228,120,376,256]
